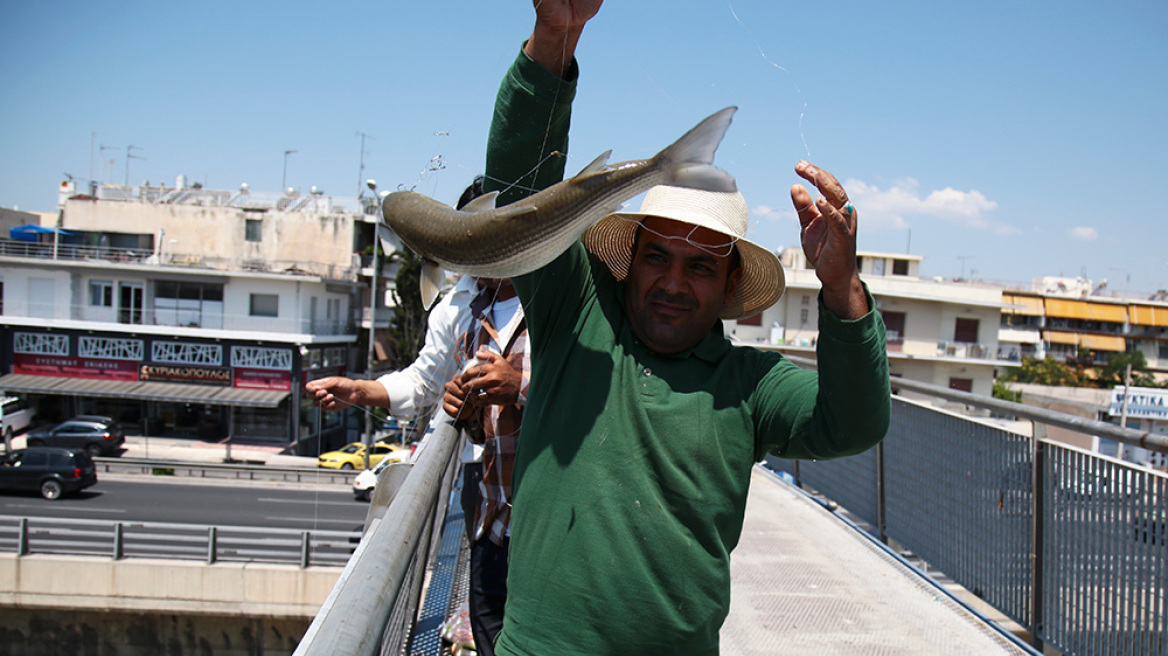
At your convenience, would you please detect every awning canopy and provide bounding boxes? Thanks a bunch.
[1044,298,1127,323]
[0,374,289,408]
[1129,304,1168,327]
[1002,294,1044,316]
[8,224,74,242]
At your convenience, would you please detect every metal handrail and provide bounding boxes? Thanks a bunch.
[0,514,357,567]
[784,354,1168,454]
[294,415,461,655]
[95,457,353,485]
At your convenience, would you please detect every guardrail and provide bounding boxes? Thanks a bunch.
[0,514,358,568]
[295,414,461,655]
[94,457,354,486]
[773,355,1167,656]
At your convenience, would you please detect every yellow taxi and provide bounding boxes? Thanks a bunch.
[317,441,408,470]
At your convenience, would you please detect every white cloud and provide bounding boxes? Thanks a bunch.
[1070,226,1099,241]
[750,176,1015,236]
[845,178,1015,234]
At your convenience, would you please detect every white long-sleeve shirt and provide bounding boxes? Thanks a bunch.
[377,275,529,464]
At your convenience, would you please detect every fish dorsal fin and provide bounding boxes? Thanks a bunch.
[460,191,499,214]
[574,150,612,178]
[420,260,445,310]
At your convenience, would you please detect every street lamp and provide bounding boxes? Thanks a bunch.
[282,149,298,192]
[363,179,380,469]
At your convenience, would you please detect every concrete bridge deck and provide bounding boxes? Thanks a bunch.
[719,467,1034,655]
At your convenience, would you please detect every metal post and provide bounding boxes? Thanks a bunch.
[1028,437,1047,651]
[301,531,311,569]
[18,518,28,556]
[113,523,125,560]
[207,526,218,564]
[875,442,887,544]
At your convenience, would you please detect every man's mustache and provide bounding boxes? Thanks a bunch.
[647,289,696,310]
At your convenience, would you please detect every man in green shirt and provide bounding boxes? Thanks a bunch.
[478,2,890,654]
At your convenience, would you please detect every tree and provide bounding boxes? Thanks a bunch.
[1095,351,1162,389]
[998,355,1085,387]
[381,245,432,371]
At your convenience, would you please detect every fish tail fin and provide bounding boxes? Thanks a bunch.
[655,106,738,193]
[419,260,445,310]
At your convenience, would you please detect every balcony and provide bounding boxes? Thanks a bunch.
[0,238,360,282]
[1,300,353,337]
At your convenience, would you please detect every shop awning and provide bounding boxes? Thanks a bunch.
[0,374,289,408]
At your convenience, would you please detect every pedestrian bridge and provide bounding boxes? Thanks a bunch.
[296,371,1168,656]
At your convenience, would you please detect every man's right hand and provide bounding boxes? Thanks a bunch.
[306,377,386,411]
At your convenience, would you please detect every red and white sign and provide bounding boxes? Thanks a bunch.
[13,354,139,382]
[235,368,292,391]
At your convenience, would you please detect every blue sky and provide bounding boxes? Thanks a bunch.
[3,1,1166,296]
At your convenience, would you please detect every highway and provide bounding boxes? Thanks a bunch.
[0,475,368,533]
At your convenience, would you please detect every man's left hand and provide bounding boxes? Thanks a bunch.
[790,160,868,320]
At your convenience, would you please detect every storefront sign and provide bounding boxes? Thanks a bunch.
[13,354,138,381]
[139,364,232,386]
[1109,386,1168,421]
[235,368,292,391]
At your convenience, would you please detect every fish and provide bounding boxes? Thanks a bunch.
[381,106,739,309]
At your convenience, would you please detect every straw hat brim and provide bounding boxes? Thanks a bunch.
[583,212,786,320]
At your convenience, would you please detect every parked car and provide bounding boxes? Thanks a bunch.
[0,446,98,500]
[25,415,126,457]
[1,396,36,444]
[318,441,408,471]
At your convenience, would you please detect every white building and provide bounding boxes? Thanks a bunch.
[0,178,396,454]
[728,249,1004,398]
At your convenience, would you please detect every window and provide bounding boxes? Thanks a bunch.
[799,308,809,324]
[154,281,224,328]
[954,317,980,343]
[89,281,114,307]
[871,258,885,276]
[948,377,973,393]
[1160,344,1168,360]
[250,293,279,317]
[245,219,263,242]
[882,311,906,343]
[892,259,909,276]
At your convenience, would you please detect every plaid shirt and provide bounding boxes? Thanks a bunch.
[458,290,529,546]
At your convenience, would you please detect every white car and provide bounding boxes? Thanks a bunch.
[1,396,36,446]
[353,444,416,501]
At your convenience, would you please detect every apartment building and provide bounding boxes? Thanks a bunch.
[1000,276,1168,377]
[0,178,395,454]
[728,249,1004,398]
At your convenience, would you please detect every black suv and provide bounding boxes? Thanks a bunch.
[26,415,126,457]
[0,447,98,500]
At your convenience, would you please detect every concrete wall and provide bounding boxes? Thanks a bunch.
[0,554,341,655]
[0,607,306,656]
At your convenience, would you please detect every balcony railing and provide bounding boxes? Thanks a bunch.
[0,238,361,282]
[1,299,353,336]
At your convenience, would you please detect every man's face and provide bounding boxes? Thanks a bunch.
[624,217,741,354]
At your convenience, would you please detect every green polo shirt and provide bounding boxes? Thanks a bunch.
[486,46,891,656]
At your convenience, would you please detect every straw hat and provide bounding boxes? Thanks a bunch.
[583,185,785,320]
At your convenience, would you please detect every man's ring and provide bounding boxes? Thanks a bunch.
[844,203,856,216]
[477,389,488,399]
